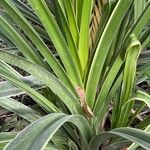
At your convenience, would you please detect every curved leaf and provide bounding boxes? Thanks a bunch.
[0,132,17,143]
[0,68,58,113]
[0,0,76,92]
[121,90,150,125]
[103,140,131,150]
[27,0,82,86]
[117,34,141,127]
[0,50,83,114]
[0,60,22,78]
[93,34,141,129]
[0,98,40,122]
[0,12,45,67]
[86,0,134,108]
[89,127,150,150]
[0,75,45,99]
[53,0,82,76]
[128,125,150,150]
[123,90,150,109]
[4,113,91,150]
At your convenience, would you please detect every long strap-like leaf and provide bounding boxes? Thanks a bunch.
[78,0,93,72]
[129,2,150,38]
[0,61,22,78]
[53,0,83,76]
[0,132,17,144]
[4,114,91,150]
[13,0,43,27]
[0,50,83,115]
[121,91,150,126]
[0,75,45,99]
[63,0,79,46]
[89,127,150,150]
[117,34,141,127]
[0,68,58,113]
[27,0,82,86]
[134,0,146,22]
[0,0,76,91]
[128,125,150,150]
[75,0,83,29]
[0,13,45,67]
[0,98,40,122]
[86,0,134,108]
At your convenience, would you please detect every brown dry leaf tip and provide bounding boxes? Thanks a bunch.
[76,86,94,118]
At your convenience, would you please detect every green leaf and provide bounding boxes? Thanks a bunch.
[76,0,83,29]
[132,2,150,37]
[4,113,91,150]
[117,35,141,127]
[0,132,17,149]
[123,91,150,126]
[0,67,58,113]
[78,0,93,71]
[93,34,141,129]
[0,61,22,78]
[0,75,45,99]
[0,30,14,46]
[92,72,122,131]
[125,91,150,109]
[86,0,134,108]
[0,10,45,67]
[0,58,58,113]
[63,0,79,46]
[89,127,150,150]
[53,0,82,76]
[0,47,18,54]
[112,6,132,58]
[136,116,150,129]
[0,50,83,114]
[0,0,75,91]
[13,0,43,27]
[134,0,146,22]
[0,132,58,150]
[93,54,123,119]
[27,0,82,86]
[0,142,8,150]
[103,140,131,150]
[0,132,17,143]
[0,98,40,122]
[128,125,150,150]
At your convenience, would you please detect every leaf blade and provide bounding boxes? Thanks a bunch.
[4,113,91,150]
[86,0,134,108]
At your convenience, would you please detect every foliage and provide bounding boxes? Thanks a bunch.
[0,0,150,149]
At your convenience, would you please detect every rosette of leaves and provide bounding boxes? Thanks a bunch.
[0,0,150,149]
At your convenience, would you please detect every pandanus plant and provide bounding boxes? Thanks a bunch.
[0,0,150,149]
